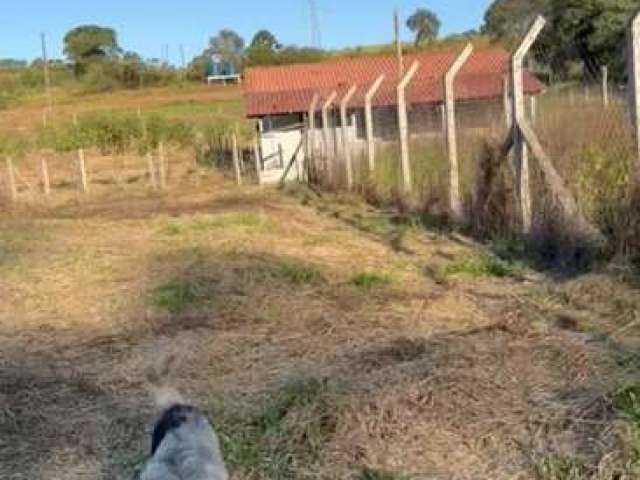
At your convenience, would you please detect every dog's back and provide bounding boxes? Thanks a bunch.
[141,404,228,480]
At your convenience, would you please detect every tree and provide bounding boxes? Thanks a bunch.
[246,30,281,66]
[545,0,636,79]
[482,0,636,79]
[482,0,548,39]
[186,53,209,81]
[208,29,245,70]
[406,8,441,45]
[250,30,281,50]
[63,25,121,74]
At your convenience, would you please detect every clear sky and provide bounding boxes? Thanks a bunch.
[0,1,493,63]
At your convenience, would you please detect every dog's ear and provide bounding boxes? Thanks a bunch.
[146,353,177,386]
[145,352,186,412]
[151,386,185,412]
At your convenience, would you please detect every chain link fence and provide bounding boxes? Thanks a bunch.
[304,14,640,257]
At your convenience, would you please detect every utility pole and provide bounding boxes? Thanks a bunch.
[394,9,404,79]
[179,44,187,82]
[309,0,322,49]
[41,32,53,112]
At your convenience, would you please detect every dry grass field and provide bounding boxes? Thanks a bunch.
[1,85,640,480]
[0,83,245,133]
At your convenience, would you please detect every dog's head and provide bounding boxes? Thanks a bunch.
[151,404,198,455]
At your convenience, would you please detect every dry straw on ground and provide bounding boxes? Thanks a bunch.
[2,167,640,479]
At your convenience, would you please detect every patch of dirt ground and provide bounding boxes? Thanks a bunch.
[1,175,639,479]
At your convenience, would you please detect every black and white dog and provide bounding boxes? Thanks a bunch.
[141,389,228,480]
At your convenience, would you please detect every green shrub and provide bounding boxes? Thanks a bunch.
[350,272,392,288]
[576,145,632,235]
[613,384,640,425]
[265,260,323,285]
[533,455,590,480]
[444,254,522,279]
[150,280,203,314]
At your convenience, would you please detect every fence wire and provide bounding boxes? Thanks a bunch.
[304,28,639,249]
[528,31,637,241]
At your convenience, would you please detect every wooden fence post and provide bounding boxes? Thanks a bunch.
[77,148,88,193]
[138,108,157,189]
[5,157,17,201]
[158,141,167,189]
[444,43,474,222]
[340,84,358,190]
[601,66,609,108]
[365,75,384,173]
[147,151,157,189]
[397,61,420,194]
[511,16,546,234]
[73,113,88,193]
[231,133,242,186]
[629,10,640,180]
[40,156,51,195]
[253,137,263,186]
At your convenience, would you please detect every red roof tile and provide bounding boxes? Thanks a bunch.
[244,48,543,117]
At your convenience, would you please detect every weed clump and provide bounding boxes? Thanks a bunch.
[150,280,203,314]
[263,260,324,286]
[351,272,392,288]
[161,213,275,237]
[444,254,523,279]
[614,384,640,425]
[212,377,337,479]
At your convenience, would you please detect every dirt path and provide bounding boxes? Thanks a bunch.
[1,178,638,479]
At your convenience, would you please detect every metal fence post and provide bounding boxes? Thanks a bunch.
[158,141,167,189]
[444,43,473,222]
[340,84,357,190]
[511,16,546,234]
[365,75,384,173]
[397,61,420,194]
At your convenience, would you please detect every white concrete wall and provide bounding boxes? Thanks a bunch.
[260,129,305,183]
[259,125,364,184]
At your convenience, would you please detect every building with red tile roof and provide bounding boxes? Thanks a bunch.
[244,47,543,119]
